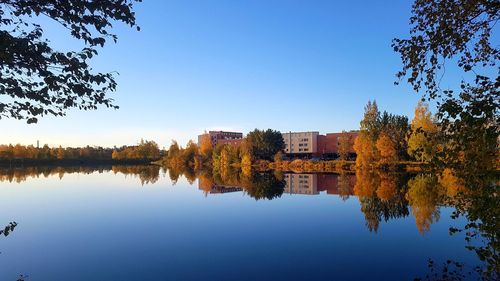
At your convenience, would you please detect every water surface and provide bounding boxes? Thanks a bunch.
[0,166,486,280]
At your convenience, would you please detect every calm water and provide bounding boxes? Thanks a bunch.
[0,166,485,280]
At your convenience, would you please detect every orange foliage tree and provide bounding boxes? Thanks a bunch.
[376,133,398,165]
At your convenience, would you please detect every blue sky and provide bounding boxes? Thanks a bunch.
[1,0,425,148]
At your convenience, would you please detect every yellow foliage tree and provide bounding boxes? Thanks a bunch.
[407,101,438,162]
[338,131,353,161]
[199,133,213,159]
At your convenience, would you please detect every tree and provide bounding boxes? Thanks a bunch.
[360,100,381,141]
[355,100,381,167]
[338,131,353,161]
[379,111,410,160]
[353,133,376,168]
[407,101,438,162]
[376,133,398,165]
[56,146,65,160]
[199,133,213,160]
[393,0,499,171]
[0,0,141,123]
[245,129,285,161]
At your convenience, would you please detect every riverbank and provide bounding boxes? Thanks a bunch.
[262,159,427,173]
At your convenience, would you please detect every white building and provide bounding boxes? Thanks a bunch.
[282,131,319,155]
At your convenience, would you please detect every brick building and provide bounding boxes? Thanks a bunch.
[197,131,243,147]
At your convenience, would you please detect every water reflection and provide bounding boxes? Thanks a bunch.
[0,165,161,186]
[0,166,492,235]
[0,165,497,279]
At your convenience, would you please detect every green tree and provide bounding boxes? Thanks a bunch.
[360,100,381,142]
[379,111,410,160]
[0,0,141,123]
[245,129,285,161]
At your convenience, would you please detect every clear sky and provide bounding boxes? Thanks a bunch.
[2,0,426,148]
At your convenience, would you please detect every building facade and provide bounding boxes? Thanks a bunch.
[197,131,243,147]
[282,131,358,159]
[317,131,359,159]
[282,131,319,157]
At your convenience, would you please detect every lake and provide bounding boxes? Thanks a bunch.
[0,165,492,281]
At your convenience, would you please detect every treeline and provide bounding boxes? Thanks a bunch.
[0,139,162,164]
[111,140,162,161]
[353,100,441,169]
[162,129,284,173]
[354,99,498,171]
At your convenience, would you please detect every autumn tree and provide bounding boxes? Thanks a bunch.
[199,133,213,160]
[360,100,381,141]
[353,134,376,168]
[56,146,65,160]
[407,102,438,162]
[0,0,141,123]
[379,111,410,160]
[376,133,398,165]
[338,131,353,161]
[354,100,380,167]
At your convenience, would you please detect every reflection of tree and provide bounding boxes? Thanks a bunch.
[337,172,353,201]
[406,174,444,234]
[0,165,162,185]
[167,166,182,185]
[449,172,499,280]
[111,165,160,185]
[355,171,410,232]
[0,222,17,237]
[0,166,108,183]
[377,172,398,201]
[242,173,285,201]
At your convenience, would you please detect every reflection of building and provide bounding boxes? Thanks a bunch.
[198,176,243,195]
[284,173,319,195]
[198,131,243,147]
[284,173,355,196]
[282,131,359,159]
[207,185,243,194]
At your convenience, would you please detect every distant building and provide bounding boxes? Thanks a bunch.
[282,131,359,159]
[198,130,243,147]
[282,131,319,157]
[317,131,359,159]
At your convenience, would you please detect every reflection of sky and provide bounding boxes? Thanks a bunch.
[0,172,476,281]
